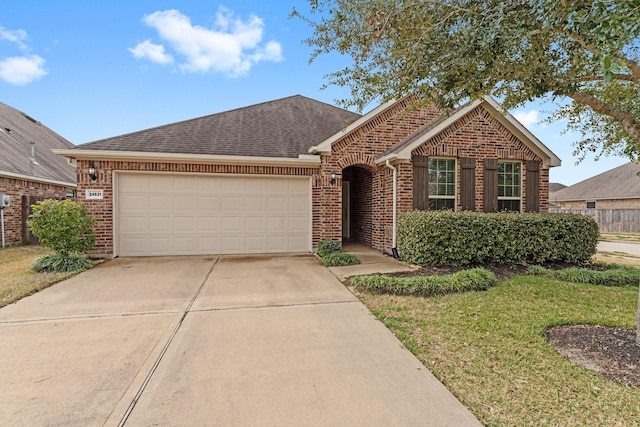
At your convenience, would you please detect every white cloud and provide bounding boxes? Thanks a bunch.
[0,55,47,85]
[0,26,28,51]
[513,110,540,128]
[129,40,173,65]
[130,7,283,76]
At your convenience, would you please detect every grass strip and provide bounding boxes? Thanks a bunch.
[528,263,640,287]
[350,268,497,296]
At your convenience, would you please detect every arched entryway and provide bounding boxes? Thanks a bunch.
[341,165,374,246]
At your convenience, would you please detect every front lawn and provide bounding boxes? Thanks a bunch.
[0,246,78,308]
[354,274,640,426]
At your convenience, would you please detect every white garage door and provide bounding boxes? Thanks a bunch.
[116,173,311,256]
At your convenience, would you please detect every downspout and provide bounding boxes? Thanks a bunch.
[385,159,400,259]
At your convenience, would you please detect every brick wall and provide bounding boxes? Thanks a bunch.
[318,102,550,254]
[0,176,71,245]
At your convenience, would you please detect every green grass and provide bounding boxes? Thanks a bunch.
[528,263,640,287]
[356,274,640,426]
[0,246,79,307]
[350,268,497,296]
[320,252,360,267]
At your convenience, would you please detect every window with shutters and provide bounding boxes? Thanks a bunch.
[428,158,456,210]
[498,161,522,212]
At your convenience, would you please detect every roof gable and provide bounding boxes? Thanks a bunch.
[376,97,560,167]
[552,162,640,201]
[76,95,361,159]
[0,102,75,185]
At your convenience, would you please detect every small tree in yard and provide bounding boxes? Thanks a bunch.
[27,199,96,272]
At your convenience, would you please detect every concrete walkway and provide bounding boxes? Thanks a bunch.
[0,254,480,426]
[328,242,419,281]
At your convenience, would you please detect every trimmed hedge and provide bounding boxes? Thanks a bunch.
[350,268,497,296]
[527,263,640,287]
[398,211,599,266]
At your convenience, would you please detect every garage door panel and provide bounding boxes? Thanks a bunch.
[148,217,172,233]
[198,217,220,233]
[148,176,174,193]
[148,195,171,211]
[174,195,196,212]
[117,174,310,256]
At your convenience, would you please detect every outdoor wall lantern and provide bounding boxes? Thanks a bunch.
[88,162,97,181]
[330,171,337,185]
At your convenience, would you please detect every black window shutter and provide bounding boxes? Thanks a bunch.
[525,160,540,212]
[483,159,498,213]
[413,155,429,210]
[460,157,475,211]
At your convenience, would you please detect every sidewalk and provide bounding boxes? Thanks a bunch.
[327,243,419,281]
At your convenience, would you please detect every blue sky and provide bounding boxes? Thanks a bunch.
[0,1,629,186]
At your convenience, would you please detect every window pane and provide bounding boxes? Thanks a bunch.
[429,198,455,210]
[498,200,521,212]
[428,158,456,197]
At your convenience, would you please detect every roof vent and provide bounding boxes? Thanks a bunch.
[3,127,11,133]
[29,142,39,165]
[23,113,38,123]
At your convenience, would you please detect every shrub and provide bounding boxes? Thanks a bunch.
[321,252,360,267]
[350,268,497,296]
[527,263,640,287]
[317,239,342,257]
[27,199,96,256]
[32,253,93,273]
[398,211,599,266]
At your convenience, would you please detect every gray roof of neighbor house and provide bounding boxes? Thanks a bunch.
[0,102,76,185]
[76,95,361,158]
[549,182,567,193]
[552,162,640,201]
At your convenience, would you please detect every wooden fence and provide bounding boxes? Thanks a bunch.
[549,208,640,233]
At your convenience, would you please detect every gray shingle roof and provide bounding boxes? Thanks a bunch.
[0,102,75,184]
[76,95,361,158]
[549,182,567,193]
[552,162,640,201]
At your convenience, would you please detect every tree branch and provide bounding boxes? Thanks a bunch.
[568,91,640,143]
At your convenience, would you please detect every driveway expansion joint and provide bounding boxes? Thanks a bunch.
[190,299,360,313]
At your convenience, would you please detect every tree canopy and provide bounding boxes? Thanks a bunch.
[293,0,640,159]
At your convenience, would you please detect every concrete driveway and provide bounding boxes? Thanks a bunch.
[0,255,480,426]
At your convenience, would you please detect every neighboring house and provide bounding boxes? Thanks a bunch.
[551,162,640,209]
[0,102,76,245]
[54,95,560,258]
[548,182,567,208]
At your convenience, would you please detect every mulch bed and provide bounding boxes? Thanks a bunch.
[386,263,640,389]
[547,325,640,388]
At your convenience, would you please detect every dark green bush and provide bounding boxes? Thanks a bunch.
[32,253,92,273]
[350,268,497,296]
[321,252,360,267]
[527,263,640,287]
[398,211,599,266]
[317,239,342,257]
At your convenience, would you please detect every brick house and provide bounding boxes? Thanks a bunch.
[0,102,76,245]
[54,95,560,258]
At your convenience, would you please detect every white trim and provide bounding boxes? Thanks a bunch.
[52,149,321,167]
[0,170,76,188]
[311,99,398,154]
